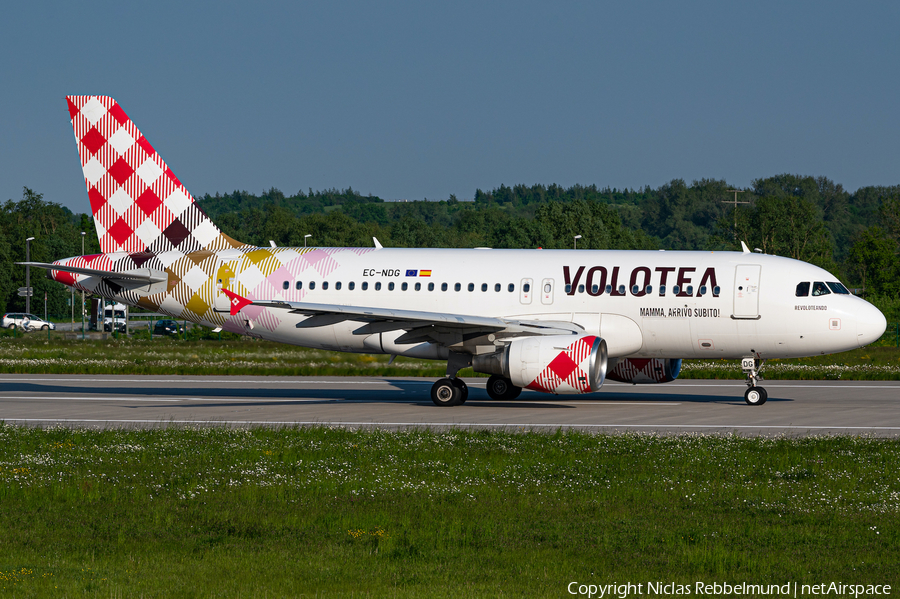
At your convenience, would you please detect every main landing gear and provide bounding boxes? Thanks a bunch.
[430,351,471,407]
[485,374,522,401]
[741,356,768,406]
[431,378,468,407]
[429,352,525,406]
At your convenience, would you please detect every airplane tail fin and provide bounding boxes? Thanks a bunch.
[66,95,246,255]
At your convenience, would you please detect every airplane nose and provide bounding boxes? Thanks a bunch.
[856,299,887,348]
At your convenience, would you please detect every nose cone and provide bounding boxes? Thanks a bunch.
[856,299,887,348]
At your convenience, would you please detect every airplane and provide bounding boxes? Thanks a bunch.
[21,96,888,407]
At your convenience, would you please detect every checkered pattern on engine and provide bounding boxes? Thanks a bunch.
[526,335,598,394]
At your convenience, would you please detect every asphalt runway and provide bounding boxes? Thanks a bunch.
[1,375,899,436]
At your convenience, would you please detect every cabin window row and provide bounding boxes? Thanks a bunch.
[565,283,721,296]
[280,280,722,296]
[282,281,521,292]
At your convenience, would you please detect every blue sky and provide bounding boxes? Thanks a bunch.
[2,1,898,212]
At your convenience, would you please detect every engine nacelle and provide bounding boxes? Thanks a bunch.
[606,358,682,384]
[473,335,608,394]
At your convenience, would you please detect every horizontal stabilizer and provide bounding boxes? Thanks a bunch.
[19,261,168,296]
[18,262,167,283]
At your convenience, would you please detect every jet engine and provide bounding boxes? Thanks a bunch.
[473,335,608,394]
[606,358,682,384]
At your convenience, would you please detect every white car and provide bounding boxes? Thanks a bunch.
[2,313,56,331]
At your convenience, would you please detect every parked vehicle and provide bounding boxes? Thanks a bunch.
[104,318,126,333]
[153,319,183,336]
[2,313,56,331]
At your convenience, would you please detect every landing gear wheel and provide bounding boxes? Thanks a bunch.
[452,378,468,404]
[486,375,522,401]
[431,378,462,407]
[744,386,767,406]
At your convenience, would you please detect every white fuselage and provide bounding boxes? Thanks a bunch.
[194,247,884,360]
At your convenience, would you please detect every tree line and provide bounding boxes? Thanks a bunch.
[3,174,899,321]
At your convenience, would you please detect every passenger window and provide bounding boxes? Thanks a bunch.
[646,285,653,294]
[441,282,448,291]
[591,284,599,294]
[578,284,585,293]
[428,282,434,291]
[282,281,289,290]
[388,282,395,291]
[468,283,474,292]
[508,283,515,292]
[812,282,830,296]
[523,283,530,293]
[349,282,355,290]
[605,284,612,294]
[415,282,421,291]
[658,285,666,295]
[309,282,316,290]
[374,282,381,291]
[713,286,721,295]
[295,281,302,290]
[481,283,488,292]
[362,282,368,291]
[827,282,850,294]
[401,282,408,291]
[618,285,625,295]
[796,282,810,297]
[322,282,329,290]
[631,285,639,294]
[671,285,680,295]
[454,283,461,292]
[686,285,693,295]
[698,285,706,296]
[335,282,341,290]
[495,283,501,292]
[565,284,572,293]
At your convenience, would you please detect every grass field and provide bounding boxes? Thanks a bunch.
[0,425,897,597]
[1,329,900,379]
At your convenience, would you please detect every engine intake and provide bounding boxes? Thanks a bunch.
[474,335,608,394]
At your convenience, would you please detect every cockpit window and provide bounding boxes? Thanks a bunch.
[811,281,830,296]
[795,282,810,297]
[827,282,850,294]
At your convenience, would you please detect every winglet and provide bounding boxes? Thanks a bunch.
[740,240,750,254]
[221,289,253,316]
[373,237,383,249]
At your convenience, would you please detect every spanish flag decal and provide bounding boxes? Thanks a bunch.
[419,270,432,277]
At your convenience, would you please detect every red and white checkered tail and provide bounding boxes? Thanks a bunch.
[66,95,246,255]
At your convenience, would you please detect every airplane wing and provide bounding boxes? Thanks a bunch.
[223,290,582,347]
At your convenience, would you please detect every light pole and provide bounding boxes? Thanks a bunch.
[25,237,35,314]
[574,235,582,250]
[81,232,86,338]
[304,234,311,248]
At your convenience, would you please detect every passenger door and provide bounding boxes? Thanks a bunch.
[733,264,761,319]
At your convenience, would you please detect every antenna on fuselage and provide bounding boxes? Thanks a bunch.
[373,237,383,249]
[740,241,750,254]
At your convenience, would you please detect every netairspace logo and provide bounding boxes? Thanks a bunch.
[567,581,892,598]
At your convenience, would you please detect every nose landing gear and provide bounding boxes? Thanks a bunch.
[741,356,768,405]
